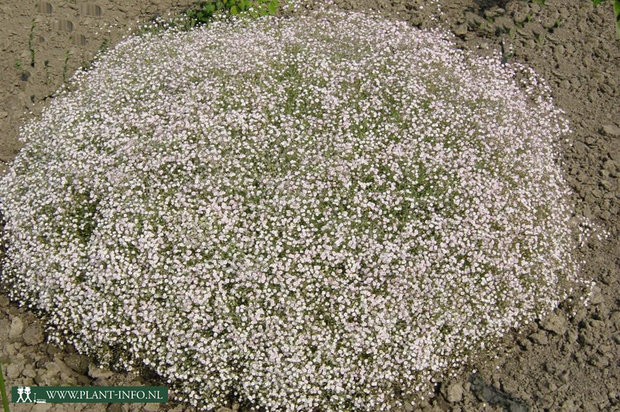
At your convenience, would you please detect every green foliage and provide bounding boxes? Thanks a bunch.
[616,0,620,38]
[183,0,280,28]
[62,51,70,83]
[28,18,36,67]
[139,0,282,34]
[0,363,8,412]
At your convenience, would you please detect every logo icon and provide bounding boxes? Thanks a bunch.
[16,387,33,403]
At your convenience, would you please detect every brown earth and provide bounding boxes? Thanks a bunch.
[0,0,618,411]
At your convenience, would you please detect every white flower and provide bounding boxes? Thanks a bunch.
[0,8,589,412]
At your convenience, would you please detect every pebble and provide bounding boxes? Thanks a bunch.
[540,313,568,335]
[144,403,161,411]
[588,287,604,305]
[601,124,620,137]
[9,316,24,340]
[22,364,36,378]
[6,362,23,379]
[107,404,125,412]
[512,11,528,24]
[442,382,464,403]
[453,23,468,36]
[64,353,91,374]
[610,311,620,330]
[88,362,114,379]
[23,324,45,345]
[0,319,9,342]
[494,16,514,31]
[529,331,548,345]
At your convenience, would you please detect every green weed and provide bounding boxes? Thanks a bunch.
[28,19,36,67]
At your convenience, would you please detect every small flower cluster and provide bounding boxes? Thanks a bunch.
[0,9,588,411]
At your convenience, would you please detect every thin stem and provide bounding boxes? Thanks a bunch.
[0,362,10,412]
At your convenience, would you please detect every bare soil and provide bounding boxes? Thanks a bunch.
[1,0,618,411]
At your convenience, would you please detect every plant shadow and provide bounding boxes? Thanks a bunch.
[471,0,510,12]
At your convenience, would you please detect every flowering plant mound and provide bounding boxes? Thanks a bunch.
[0,9,586,411]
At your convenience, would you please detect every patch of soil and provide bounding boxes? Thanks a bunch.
[1,0,618,411]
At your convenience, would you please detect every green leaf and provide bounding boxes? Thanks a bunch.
[0,363,9,412]
[268,1,278,14]
[231,5,239,14]
[593,0,604,6]
[615,0,620,39]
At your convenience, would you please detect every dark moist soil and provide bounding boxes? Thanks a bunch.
[1,0,618,411]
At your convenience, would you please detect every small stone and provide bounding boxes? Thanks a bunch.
[144,403,161,411]
[31,403,53,411]
[6,362,23,379]
[3,343,16,357]
[45,344,62,357]
[64,353,90,374]
[41,361,62,382]
[93,377,111,386]
[513,11,528,24]
[453,24,468,36]
[59,373,77,386]
[578,330,594,347]
[107,404,124,412]
[216,408,233,412]
[0,294,9,306]
[442,382,464,403]
[9,316,24,340]
[494,16,514,31]
[484,8,503,19]
[510,401,529,412]
[601,124,620,137]
[584,136,597,146]
[0,319,9,343]
[517,335,531,350]
[600,180,611,190]
[88,363,114,379]
[589,287,604,305]
[23,324,45,345]
[22,365,36,378]
[0,110,8,119]
[611,311,620,330]
[540,312,567,335]
[466,12,485,28]
[529,331,548,345]
[51,357,76,376]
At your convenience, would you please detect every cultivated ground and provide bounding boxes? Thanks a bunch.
[0,0,618,411]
